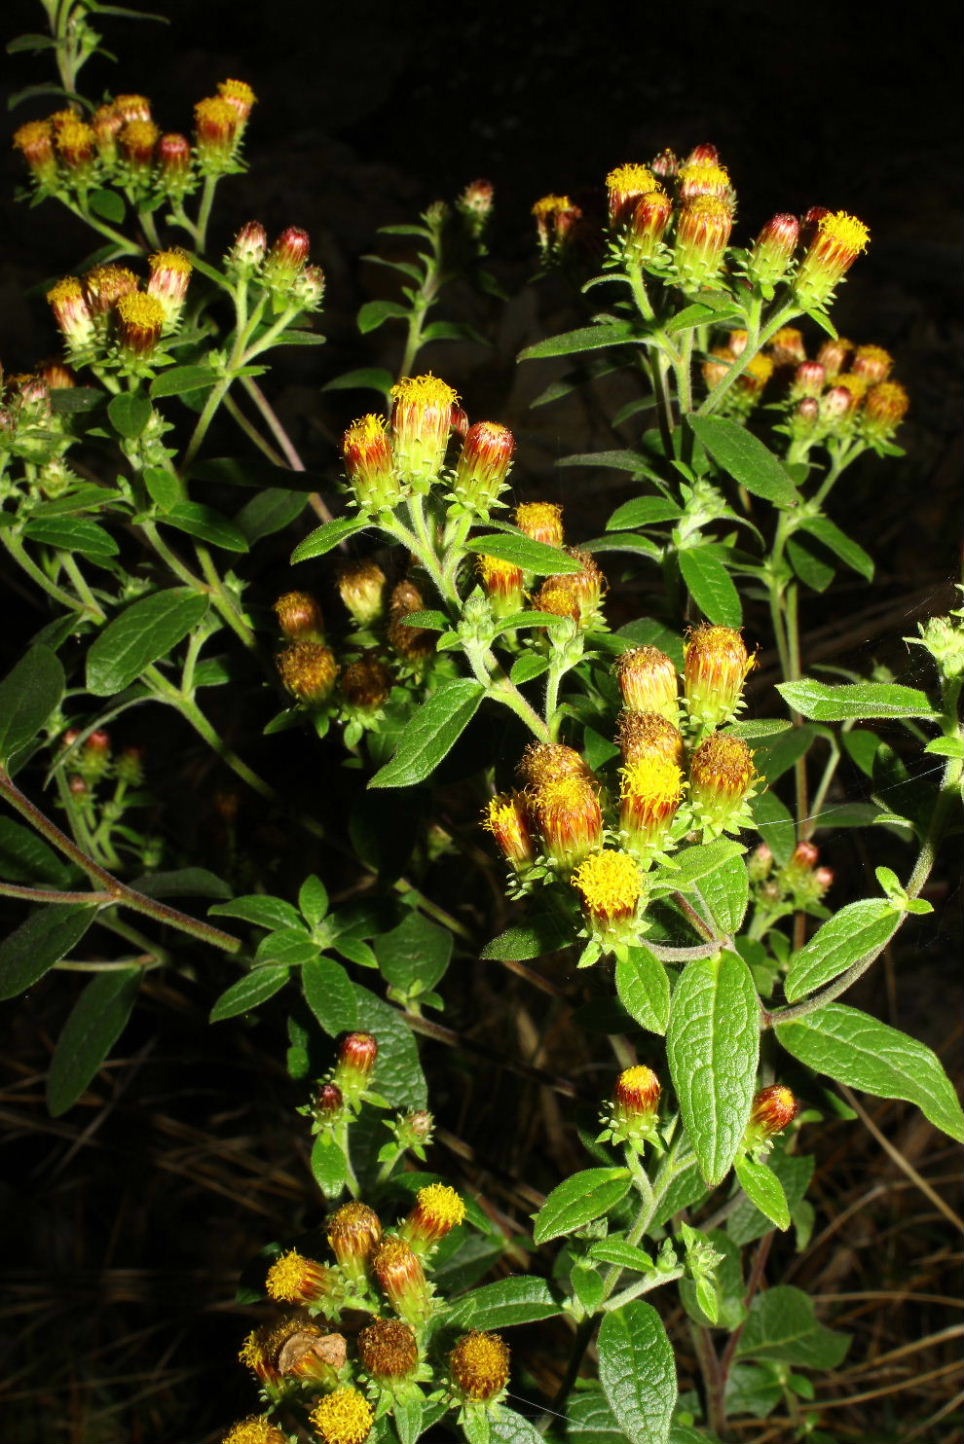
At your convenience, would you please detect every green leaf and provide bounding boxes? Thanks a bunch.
[322,366,394,395]
[489,1406,544,1444]
[784,899,899,1002]
[589,1237,654,1272]
[777,679,938,722]
[777,1004,964,1142]
[795,516,874,580]
[736,1286,850,1369]
[687,417,799,507]
[532,1167,632,1245]
[748,790,796,866]
[667,950,760,1185]
[558,450,661,476]
[256,928,317,968]
[353,987,427,1108]
[786,532,835,592]
[669,839,746,897]
[369,679,485,788]
[209,966,289,1021]
[88,187,126,223]
[615,946,671,1034]
[374,910,452,994]
[598,1301,677,1444]
[86,589,208,695]
[464,533,584,575]
[480,913,573,961]
[298,875,329,926]
[357,299,410,333]
[311,1135,348,1200]
[149,365,217,399]
[518,321,640,361]
[142,466,182,510]
[107,391,152,438]
[448,1276,560,1330]
[46,966,140,1116]
[748,724,815,783]
[734,1155,790,1231]
[510,654,549,685]
[291,515,368,563]
[0,903,97,1001]
[131,867,231,899]
[691,852,749,936]
[24,516,119,559]
[606,497,682,530]
[234,488,308,542]
[0,818,72,887]
[0,645,65,770]
[302,957,359,1036]
[209,894,303,931]
[159,502,249,552]
[566,1388,626,1444]
[678,547,742,627]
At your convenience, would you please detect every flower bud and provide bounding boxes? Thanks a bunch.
[519,741,591,788]
[157,132,193,194]
[650,147,680,179]
[55,117,97,178]
[47,278,96,352]
[457,178,494,240]
[317,1081,344,1118]
[678,161,733,204]
[689,734,756,835]
[791,841,820,869]
[685,142,720,166]
[266,1249,335,1305]
[744,1084,799,1152]
[238,1323,281,1386]
[703,347,735,390]
[626,189,673,264]
[571,848,643,944]
[194,95,241,171]
[746,213,799,289]
[728,330,749,357]
[793,211,869,310]
[616,646,679,722]
[791,360,826,400]
[747,843,774,882]
[37,360,77,390]
[336,558,387,625]
[529,773,603,871]
[616,710,684,766]
[341,654,393,713]
[113,94,152,123]
[851,344,893,385]
[484,793,536,871]
[608,1064,661,1148]
[217,78,257,129]
[862,380,909,441]
[310,1387,374,1444]
[619,753,685,856]
[274,590,324,641]
[816,336,852,380]
[115,292,166,359]
[390,374,460,491]
[768,327,807,368]
[118,118,159,170]
[334,1032,378,1103]
[515,501,564,548]
[358,1318,419,1382]
[820,383,857,425]
[400,1183,467,1253]
[532,194,583,260]
[293,263,325,311]
[372,1237,433,1324]
[452,420,516,509]
[228,220,268,271]
[477,554,525,616]
[277,640,339,704]
[222,1416,287,1444]
[450,1331,510,1404]
[263,226,311,291]
[147,248,193,325]
[84,264,139,319]
[684,624,753,730]
[791,397,820,434]
[605,162,661,228]
[327,1201,383,1281]
[13,119,58,185]
[674,196,734,290]
[814,866,834,894]
[343,414,400,511]
[387,579,436,663]
[535,549,606,629]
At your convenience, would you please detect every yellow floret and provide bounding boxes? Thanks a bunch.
[390,373,459,409]
[310,1387,375,1444]
[571,850,642,915]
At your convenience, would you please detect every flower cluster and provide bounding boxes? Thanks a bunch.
[46,251,193,372]
[12,80,255,203]
[225,222,326,312]
[484,627,760,963]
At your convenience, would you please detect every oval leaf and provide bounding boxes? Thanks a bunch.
[678,546,742,627]
[687,416,798,506]
[352,986,427,1108]
[369,679,485,789]
[0,903,96,1000]
[777,679,938,722]
[533,1167,632,1245]
[210,966,290,1021]
[733,1155,790,1231]
[107,391,152,438]
[518,321,640,361]
[150,365,217,399]
[86,589,208,695]
[667,950,760,1185]
[374,910,452,993]
[598,1301,677,1444]
[0,645,65,770]
[291,515,368,563]
[464,533,584,575]
[46,966,140,1116]
[448,1276,560,1330]
[776,1003,964,1142]
[24,516,119,558]
[615,946,671,1034]
[159,503,249,552]
[302,956,358,1035]
[784,899,899,1002]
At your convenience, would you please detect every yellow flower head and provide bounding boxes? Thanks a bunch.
[519,741,588,787]
[740,352,775,394]
[851,344,893,384]
[310,1387,375,1444]
[84,264,138,315]
[571,849,642,925]
[405,1183,467,1242]
[615,646,679,721]
[327,1201,382,1269]
[477,554,524,613]
[532,193,575,217]
[818,210,869,256]
[218,78,257,122]
[484,793,535,870]
[767,326,806,366]
[678,162,732,202]
[515,500,564,548]
[621,753,685,810]
[690,734,756,800]
[390,374,459,489]
[795,212,869,307]
[390,373,459,411]
[222,1417,286,1444]
[450,1330,511,1402]
[684,624,753,730]
[55,118,96,167]
[115,292,166,356]
[606,163,662,227]
[265,1248,332,1304]
[119,118,159,163]
[863,379,909,434]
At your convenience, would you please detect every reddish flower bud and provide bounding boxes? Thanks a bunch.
[391,374,460,491]
[194,96,240,170]
[372,1237,433,1324]
[851,344,893,385]
[274,589,324,641]
[650,147,680,179]
[217,78,257,128]
[747,213,800,289]
[862,379,909,440]
[37,360,77,390]
[228,220,268,271]
[263,226,310,291]
[457,178,494,240]
[616,645,679,721]
[535,549,606,630]
[816,336,853,380]
[684,624,753,731]
[118,118,159,168]
[147,248,193,325]
[387,580,435,664]
[794,210,869,309]
[477,554,525,616]
[626,190,673,264]
[317,1081,344,1118]
[791,841,820,869]
[341,654,393,713]
[678,161,733,205]
[748,843,774,882]
[746,1084,799,1149]
[158,132,191,174]
[685,142,720,166]
[529,773,603,871]
[606,1064,662,1148]
[484,793,536,871]
[334,1032,378,1101]
[327,1201,383,1280]
[55,117,97,175]
[616,710,684,767]
[13,119,58,185]
[342,414,400,511]
[674,196,734,290]
[531,193,583,260]
[689,734,757,836]
[606,162,662,228]
[84,264,138,318]
[453,420,516,509]
[791,360,826,399]
[820,384,857,423]
[450,1331,510,1404]
[519,741,590,787]
[768,327,807,368]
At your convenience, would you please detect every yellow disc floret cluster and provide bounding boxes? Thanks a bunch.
[571,849,642,923]
[450,1330,511,1402]
[310,1387,375,1444]
[222,1417,287,1444]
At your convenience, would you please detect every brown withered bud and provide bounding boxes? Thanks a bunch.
[358,1318,419,1381]
[341,654,393,712]
[450,1330,511,1403]
[274,590,324,641]
[277,641,338,704]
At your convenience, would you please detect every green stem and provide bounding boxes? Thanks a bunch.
[1,531,91,616]
[223,393,288,467]
[193,542,257,649]
[60,553,105,620]
[0,881,112,904]
[194,175,219,252]
[698,299,796,415]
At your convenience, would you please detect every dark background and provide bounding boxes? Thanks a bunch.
[1,3,962,1442]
